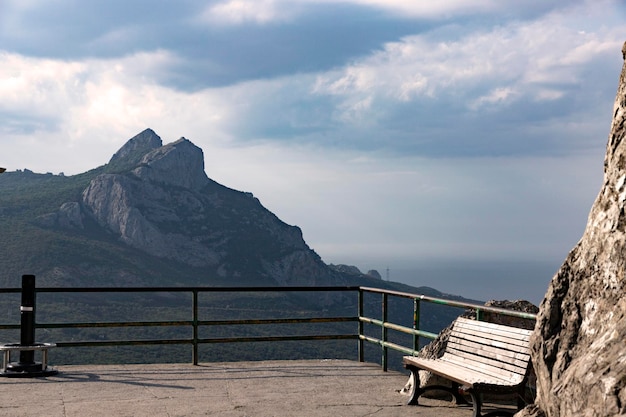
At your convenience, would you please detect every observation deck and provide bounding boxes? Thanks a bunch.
[0,359,515,416]
[0,281,534,416]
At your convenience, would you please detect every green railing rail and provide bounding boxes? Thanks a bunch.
[0,285,537,371]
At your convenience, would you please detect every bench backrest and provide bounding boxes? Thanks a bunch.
[443,317,533,384]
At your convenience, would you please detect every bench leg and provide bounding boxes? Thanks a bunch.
[406,367,471,408]
[2,351,9,373]
[405,369,461,405]
[473,384,528,417]
[467,391,482,417]
[468,391,524,417]
[406,369,420,405]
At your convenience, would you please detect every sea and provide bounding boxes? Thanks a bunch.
[389,259,562,306]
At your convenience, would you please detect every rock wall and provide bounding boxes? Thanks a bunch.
[519,42,626,417]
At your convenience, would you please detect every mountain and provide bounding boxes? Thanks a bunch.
[0,129,489,366]
[0,129,455,297]
[1,129,351,288]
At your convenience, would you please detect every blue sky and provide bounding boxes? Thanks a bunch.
[1,0,625,301]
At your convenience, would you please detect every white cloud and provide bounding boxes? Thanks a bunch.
[2,1,622,173]
[300,0,568,19]
[560,38,620,65]
[197,0,558,26]
[470,87,519,109]
[332,0,499,18]
[0,52,85,119]
[0,50,235,172]
[199,0,300,25]
[310,10,625,127]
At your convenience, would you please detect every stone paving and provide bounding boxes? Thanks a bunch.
[0,360,515,416]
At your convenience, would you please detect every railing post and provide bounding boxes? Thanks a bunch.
[476,308,483,322]
[413,297,420,354]
[358,288,364,362]
[381,292,388,372]
[192,290,198,365]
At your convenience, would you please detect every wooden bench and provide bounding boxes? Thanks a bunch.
[403,317,533,417]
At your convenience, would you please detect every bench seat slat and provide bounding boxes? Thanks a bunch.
[447,338,531,366]
[452,321,531,343]
[444,348,528,378]
[403,356,519,387]
[441,352,526,382]
[454,318,533,339]
[451,332,530,354]
[450,326,531,350]
[448,330,531,355]
[446,339,531,369]
[444,350,528,377]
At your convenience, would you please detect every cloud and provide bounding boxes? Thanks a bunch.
[309,10,625,156]
[470,87,520,109]
[314,21,618,105]
[0,49,234,173]
[0,0,426,89]
[200,0,300,25]
[200,0,580,21]
[0,50,182,135]
[1,1,623,174]
[0,52,85,128]
[330,0,515,18]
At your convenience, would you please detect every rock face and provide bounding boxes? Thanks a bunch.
[132,138,210,191]
[522,42,626,417]
[109,128,162,164]
[44,128,345,287]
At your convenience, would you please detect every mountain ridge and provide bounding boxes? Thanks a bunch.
[0,128,485,315]
[1,129,337,287]
[0,128,487,366]
[1,129,459,299]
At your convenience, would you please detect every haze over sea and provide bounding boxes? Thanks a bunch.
[389,259,560,306]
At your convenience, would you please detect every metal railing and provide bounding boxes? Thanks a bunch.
[357,287,537,371]
[0,285,537,371]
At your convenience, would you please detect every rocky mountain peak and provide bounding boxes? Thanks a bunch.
[109,128,162,165]
[132,137,210,191]
[37,129,343,287]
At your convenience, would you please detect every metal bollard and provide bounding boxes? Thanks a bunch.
[18,274,36,366]
[0,274,57,377]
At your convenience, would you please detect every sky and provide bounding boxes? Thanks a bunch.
[1,0,625,303]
